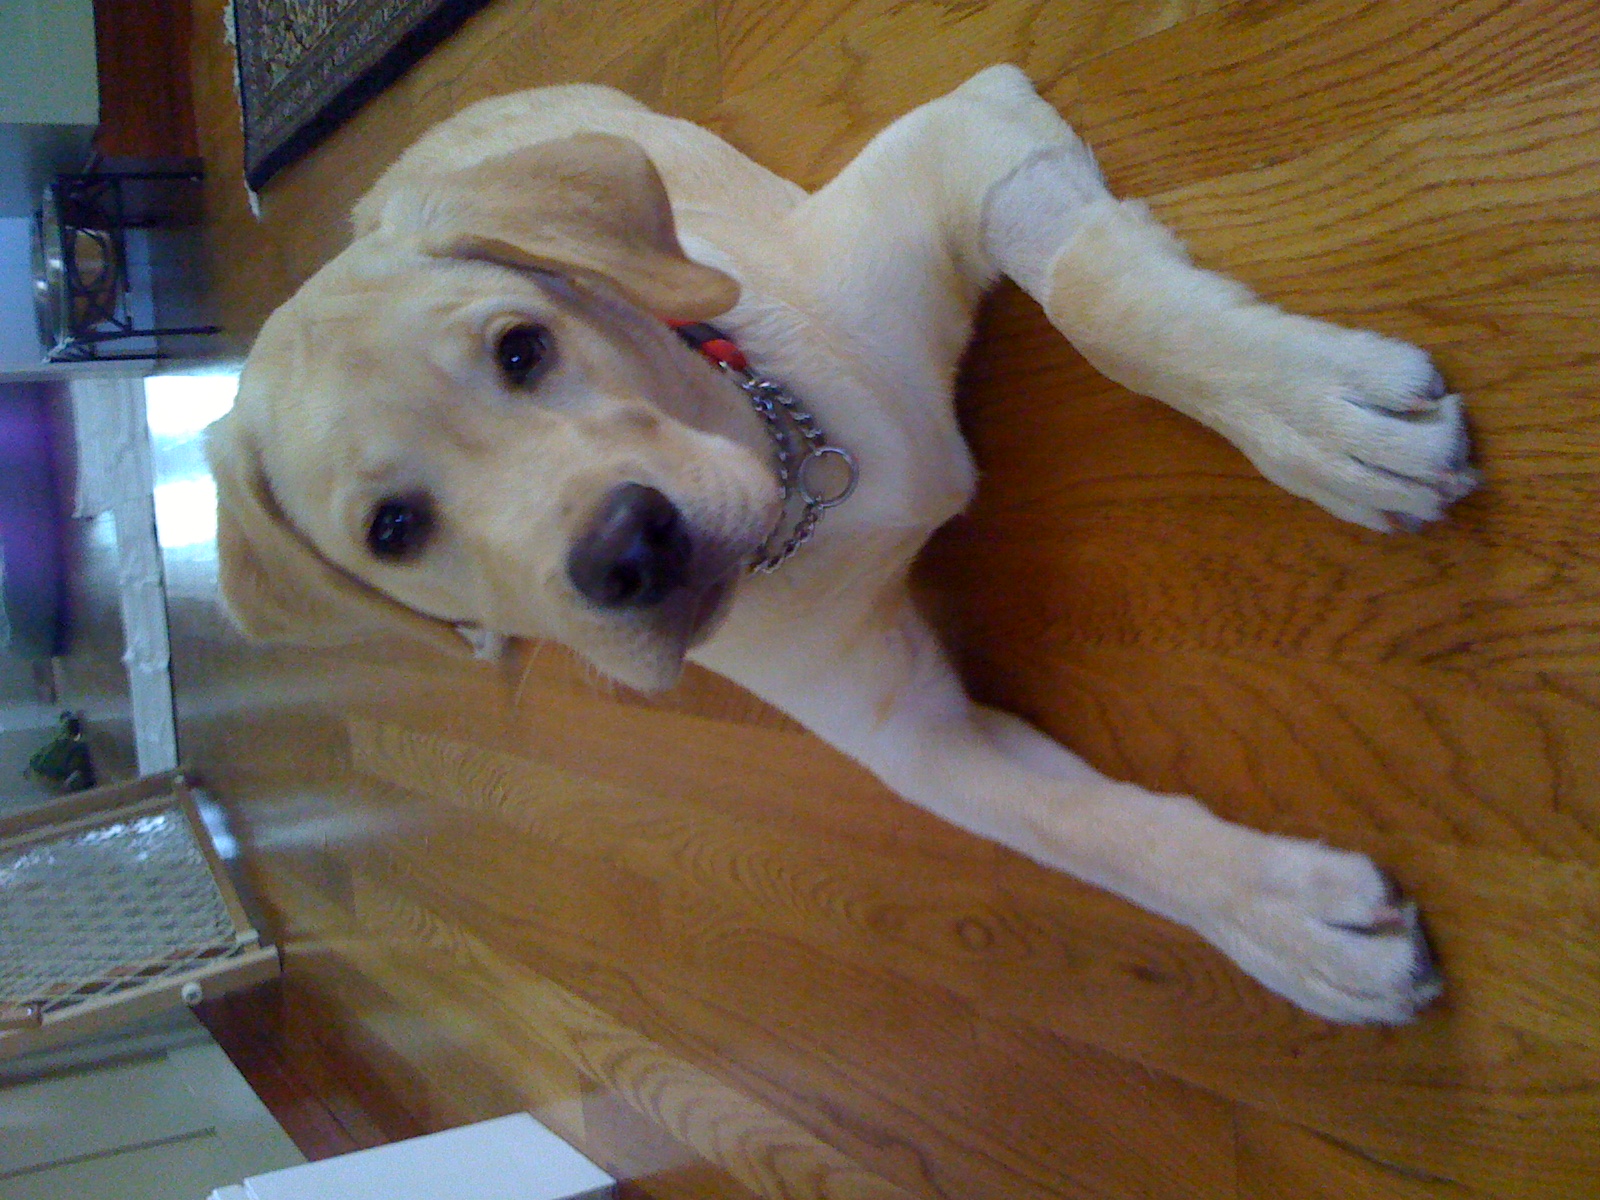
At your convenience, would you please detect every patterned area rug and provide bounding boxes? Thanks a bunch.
[232,0,494,190]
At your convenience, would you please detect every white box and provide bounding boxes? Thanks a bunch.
[208,1113,616,1200]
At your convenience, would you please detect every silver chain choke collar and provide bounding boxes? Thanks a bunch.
[722,361,858,573]
[672,322,859,573]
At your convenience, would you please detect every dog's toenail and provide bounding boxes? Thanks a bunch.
[1376,868,1405,905]
[1410,923,1442,993]
[1332,903,1408,936]
[1439,467,1482,502]
[1369,905,1409,934]
[1384,511,1427,534]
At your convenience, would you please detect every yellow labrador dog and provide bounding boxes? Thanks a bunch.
[210,66,1476,1023]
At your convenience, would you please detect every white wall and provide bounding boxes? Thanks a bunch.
[0,216,43,369]
[0,0,99,126]
[0,0,98,216]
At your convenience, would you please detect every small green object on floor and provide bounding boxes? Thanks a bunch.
[26,712,97,793]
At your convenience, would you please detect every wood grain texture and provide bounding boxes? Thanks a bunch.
[92,0,198,157]
[176,0,1600,1195]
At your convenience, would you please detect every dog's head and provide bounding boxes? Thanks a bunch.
[209,133,780,690]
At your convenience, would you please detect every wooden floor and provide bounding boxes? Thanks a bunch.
[176,0,1600,1196]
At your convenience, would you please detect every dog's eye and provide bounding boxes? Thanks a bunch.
[495,323,553,387]
[367,496,433,560]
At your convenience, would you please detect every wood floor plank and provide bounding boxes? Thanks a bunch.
[342,662,978,868]
[1235,1110,1468,1200]
[351,847,1229,1200]
[711,0,1225,186]
[1049,0,1600,198]
[346,869,926,1200]
[584,1093,769,1200]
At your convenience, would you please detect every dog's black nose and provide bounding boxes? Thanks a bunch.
[567,483,692,608]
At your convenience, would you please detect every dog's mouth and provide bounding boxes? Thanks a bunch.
[597,529,748,667]
[585,546,742,692]
[685,567,738,647]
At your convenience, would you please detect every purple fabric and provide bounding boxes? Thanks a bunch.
[0,383,71,657]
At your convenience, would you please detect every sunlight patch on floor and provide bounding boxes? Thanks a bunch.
[144,372,238,552]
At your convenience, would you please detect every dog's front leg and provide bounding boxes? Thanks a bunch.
[787,65,1113,391]
[725,590,1441,1025]
[793,64,1475,532]
[1031,190,1479,533]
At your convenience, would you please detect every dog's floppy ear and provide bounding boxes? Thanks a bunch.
[205,412,469,657]
[362,133,739,321]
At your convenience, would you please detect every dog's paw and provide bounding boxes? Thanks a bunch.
[1204,837,1442,1024]
[1216,317,1479,534]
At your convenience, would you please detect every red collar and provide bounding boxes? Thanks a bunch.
[667,319,748,372]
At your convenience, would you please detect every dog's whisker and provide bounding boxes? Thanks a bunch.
[511,642,540,711]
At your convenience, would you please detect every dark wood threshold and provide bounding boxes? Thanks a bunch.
[92,0,198,159]
[195,980,422,1163]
